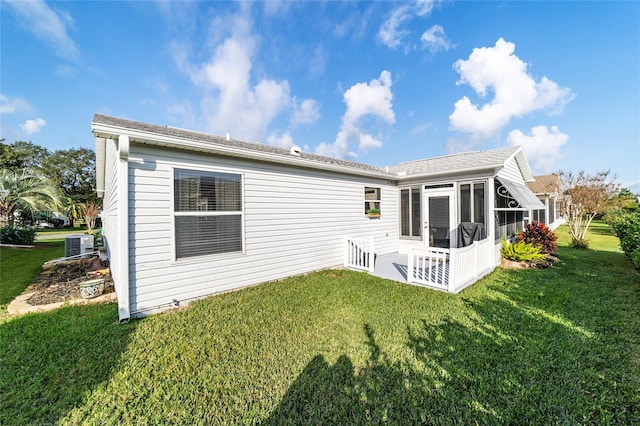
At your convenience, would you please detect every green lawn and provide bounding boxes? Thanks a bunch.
[1,223,638,424]
[0,240,65,308]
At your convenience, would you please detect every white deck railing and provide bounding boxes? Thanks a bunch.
[408,238,495,293]
[344,237,375,273]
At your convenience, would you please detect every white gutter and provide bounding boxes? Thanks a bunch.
[394,164,504,182]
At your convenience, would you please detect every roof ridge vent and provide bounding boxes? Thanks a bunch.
[290,146,302,156]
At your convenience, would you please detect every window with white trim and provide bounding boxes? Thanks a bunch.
[400,187,421,238]
[174,168,243,259]
[364,187,381,214]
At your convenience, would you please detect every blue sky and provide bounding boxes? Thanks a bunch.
[2,1,639,191]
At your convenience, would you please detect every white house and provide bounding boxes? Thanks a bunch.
[525,174,565,231]
[93,114,544,322]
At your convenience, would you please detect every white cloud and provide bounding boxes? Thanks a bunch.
[21,118,47,135]
[415,0,436,16]
[266,131,294,149]
[172,11,293,142]
[378,1,441,50]
[507,125,569,173]
[292,99,320,126]
[378,6,412,49]
[449,38,574,139]
[316,70,395,158]
[6,0,78,59]
[420,25,452,53]
[0,94,31,114]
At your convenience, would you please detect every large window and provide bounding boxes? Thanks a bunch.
[174,168,243,259]
[400,187,421,238]
[459,182,486,226]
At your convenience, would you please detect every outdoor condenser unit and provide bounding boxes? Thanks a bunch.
[65,234,94,258]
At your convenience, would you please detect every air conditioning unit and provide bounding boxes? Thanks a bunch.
[65,234,94,258]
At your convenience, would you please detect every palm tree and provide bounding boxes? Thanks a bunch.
[0,169,61,226]
[63,197,83,228]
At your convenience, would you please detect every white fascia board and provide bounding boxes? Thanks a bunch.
[92,122,392,181]
[395,164,502,182]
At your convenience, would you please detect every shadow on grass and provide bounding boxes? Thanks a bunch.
[0,303,136,425]
[266,270,640,424]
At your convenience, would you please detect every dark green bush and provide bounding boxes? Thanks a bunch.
[0,225,37,245]
[611,211,640,269]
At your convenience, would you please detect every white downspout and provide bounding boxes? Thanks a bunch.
[117,134,130,323]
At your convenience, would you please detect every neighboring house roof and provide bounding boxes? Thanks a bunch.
[386,146,530,180]
[526,174,561,195]
[92,113,535,184]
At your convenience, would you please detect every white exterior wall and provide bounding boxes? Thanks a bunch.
[496,157,526,184]
[127,144,398,316]
[100,138,129,319]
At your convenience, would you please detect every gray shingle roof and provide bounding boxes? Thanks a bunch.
[92,114,525,181]
[386,146,520,177]
[92,113,386,175]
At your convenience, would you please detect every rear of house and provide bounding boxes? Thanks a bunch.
[93,114,543,322]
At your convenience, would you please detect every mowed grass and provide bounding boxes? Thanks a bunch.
[0,240,65,308]
[1,223,639,424]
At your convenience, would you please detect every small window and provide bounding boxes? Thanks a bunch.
[364,187,381,214]
[174,168,243,259]
[400,187,421,238]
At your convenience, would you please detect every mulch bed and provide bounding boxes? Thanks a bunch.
[28,260,114,306]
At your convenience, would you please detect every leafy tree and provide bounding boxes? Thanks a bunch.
[613,187,639,213]
[559,170,620,248]
[0,169,61,226]
[81,201,101,231]
[0,140,50,173]
[42,147,97,204]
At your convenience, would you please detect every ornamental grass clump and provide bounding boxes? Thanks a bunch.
[516,221,558,255]
[500,238,547,263]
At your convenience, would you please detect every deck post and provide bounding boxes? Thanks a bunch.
[368,237,375,273]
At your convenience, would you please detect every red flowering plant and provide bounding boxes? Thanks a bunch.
[516,221,558,255]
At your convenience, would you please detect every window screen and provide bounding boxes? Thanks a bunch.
[400,187,421,238]
[174,169,243,259]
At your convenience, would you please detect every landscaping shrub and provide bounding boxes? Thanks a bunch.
[0,225,37,245]
[516,221,558,254]
[500,238,546,262]
[571,238,590,249]
[611,211,640,269]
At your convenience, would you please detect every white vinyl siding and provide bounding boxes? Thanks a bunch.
[126,144,398,316]
[496,157,526,184]
[101,139,120,287]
